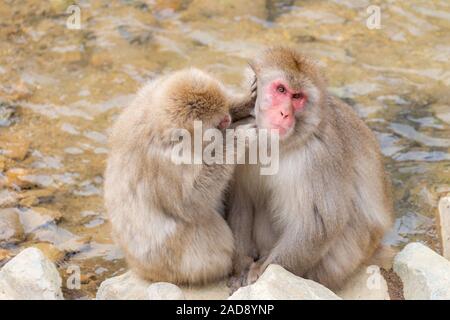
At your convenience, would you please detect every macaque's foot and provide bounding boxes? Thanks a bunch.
[227,271,248,293]
[246,261,266,285]
[228,255,254,292]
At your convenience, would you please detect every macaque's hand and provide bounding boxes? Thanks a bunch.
[250,75,257,103]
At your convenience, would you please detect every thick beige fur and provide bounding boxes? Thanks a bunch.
[228,47,394,290]
[105,68,253,285]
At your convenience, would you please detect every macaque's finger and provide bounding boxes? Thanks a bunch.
[227,272,248,293]
[246,261,264,285]
[250,76,257,98]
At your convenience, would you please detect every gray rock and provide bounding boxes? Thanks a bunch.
[0,102,17,127]
[438,196,450,260]
[394,242,450,299]
[0,208,24,243]
[0,247,63,299]
[228,264,341,300]
[147,282,185,300]
[338,265,390,300]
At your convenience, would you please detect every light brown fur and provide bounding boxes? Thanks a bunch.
[104,68,254,285]
[227,47,394,290]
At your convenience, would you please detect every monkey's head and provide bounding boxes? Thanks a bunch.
[163,69,232,132]
[250,47,327,140]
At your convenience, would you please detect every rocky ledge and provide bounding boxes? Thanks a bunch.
[2,196,450,300]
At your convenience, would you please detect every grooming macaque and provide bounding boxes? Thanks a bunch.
[227,47,394,290]
[104,68,255,285]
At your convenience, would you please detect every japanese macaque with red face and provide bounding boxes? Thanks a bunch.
[227,47,394,290]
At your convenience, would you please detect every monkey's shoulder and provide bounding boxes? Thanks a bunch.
[326,95,379,147]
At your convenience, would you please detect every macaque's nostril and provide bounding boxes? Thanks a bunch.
[280,111,289,119]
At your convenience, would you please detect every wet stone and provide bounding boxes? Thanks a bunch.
[0,101,17,127]
[0,208,24,244]
[0,137,30,161]
[0,248,11,262]
[0,190,19,208]
[17,207,63,234]
[4,168,35,189]
[27,243,65,263]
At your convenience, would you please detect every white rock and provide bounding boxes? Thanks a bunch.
[438,196,450,260]
[97,271,230,300]
[338,265,390,300]
[147,282,185,300]
[96,271,150,300]
[0,247,63,300]
[228,264,341,300]
[394,242,450,300]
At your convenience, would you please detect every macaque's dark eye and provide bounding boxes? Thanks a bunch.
[277,85,286,93]
[292,93,303,99]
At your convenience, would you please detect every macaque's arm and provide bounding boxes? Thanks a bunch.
[229,76,257,122]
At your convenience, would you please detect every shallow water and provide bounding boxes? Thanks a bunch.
[0,0,449,298]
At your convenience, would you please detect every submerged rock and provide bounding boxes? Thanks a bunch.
[394,242,450,300]
[0,101,17,127]
[4,168,35,189]
[0,137,30,161]
[0,208,24,243]
[228,264,341,300]
[96,271,230,300]
[438,196,450,260]
[0,190,19,208]
[27,242,65,263]
[18,189,55,207]
[338,265,390,300]
[17,207,62,234]
[0,247,63,299]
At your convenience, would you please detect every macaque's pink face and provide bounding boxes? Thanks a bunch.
[257,79,307,138]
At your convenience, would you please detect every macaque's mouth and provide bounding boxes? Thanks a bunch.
[268,123,290,135]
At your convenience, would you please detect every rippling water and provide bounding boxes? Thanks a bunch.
[0,0,449,298]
